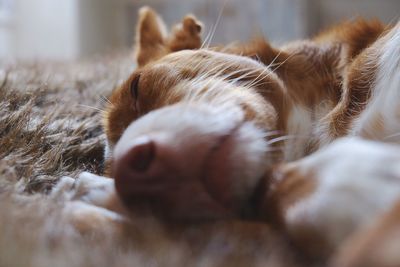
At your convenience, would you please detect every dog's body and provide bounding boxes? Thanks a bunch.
[51,7,400,266]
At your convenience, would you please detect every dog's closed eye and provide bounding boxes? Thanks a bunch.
[130,74,141,112]
[130,74,141,99]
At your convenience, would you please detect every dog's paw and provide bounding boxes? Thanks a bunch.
[51,176,76,199]
[71,172,115,205]
[51,172,130,235]
[51,172,125,213]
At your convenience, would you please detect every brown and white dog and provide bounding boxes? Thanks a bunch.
[54,7,400,266]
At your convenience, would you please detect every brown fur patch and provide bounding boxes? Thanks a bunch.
[261,163,317,226]
[314,18,386,62]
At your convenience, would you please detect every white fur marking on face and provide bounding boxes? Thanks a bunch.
[351,23,400,142]
[286,138,400,250]
[284,105,313,161]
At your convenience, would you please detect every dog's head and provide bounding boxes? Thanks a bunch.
[103,7,286,220]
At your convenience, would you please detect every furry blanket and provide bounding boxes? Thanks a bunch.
[0,56,308,267]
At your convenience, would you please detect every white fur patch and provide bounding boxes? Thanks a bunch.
[286,138,400,250]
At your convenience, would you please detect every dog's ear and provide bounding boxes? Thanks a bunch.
[168,15,203,51]
[134,6,168,67]
[134,7,204,66]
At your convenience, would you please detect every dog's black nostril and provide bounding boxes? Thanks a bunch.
[127,137,155,172]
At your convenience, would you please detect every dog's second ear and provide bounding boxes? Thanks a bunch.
[134,6,168,67]
[169,15,203,52]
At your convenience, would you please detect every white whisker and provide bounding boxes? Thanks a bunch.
[202,0,229,49]
[78,104,105,113]
[384,132,400,140]
[266,134,310,146]
[99,94,113,106]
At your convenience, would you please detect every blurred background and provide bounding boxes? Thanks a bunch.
[0,0,399,61]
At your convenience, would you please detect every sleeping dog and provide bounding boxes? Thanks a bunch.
[54,7,400,266]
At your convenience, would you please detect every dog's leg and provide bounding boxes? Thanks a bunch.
[262,137,400,259]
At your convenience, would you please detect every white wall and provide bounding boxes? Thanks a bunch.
[13,0,79,60]
[0,25,12,59]
[309,0,400,34]
[77,0,127,58]
[0,0,399,61]
[0,0,14,59]
[123,0,400,45]
[1,0,127,61]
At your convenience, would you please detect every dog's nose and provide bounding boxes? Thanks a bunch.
[113,135,161,199]
[113,133,193,204]
[119,136,155,173]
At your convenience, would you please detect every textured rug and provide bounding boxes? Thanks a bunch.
[0,55,307,267]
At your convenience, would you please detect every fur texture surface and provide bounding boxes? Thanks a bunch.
[0,57,307,267]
